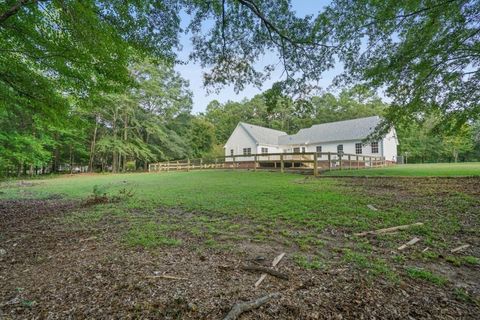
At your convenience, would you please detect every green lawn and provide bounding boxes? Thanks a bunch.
[1,171,396,232]
[1,170,479,300]
[322,162,480,177]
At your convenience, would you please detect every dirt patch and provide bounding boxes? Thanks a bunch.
[1,196,479,319]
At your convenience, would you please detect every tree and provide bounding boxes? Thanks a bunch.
[322,0,480,129]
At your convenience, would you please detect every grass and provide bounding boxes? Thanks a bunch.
[1,171,417,233]
[124,221,182,248]
[1,170,478,288]
[406,267,448,286]
[322,162,480,177]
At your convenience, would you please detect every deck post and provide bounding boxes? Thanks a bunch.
[313,153,318,176]
[339,154,343,170]
[369,156,373,168]
[254,154,257,172]
[328,152,332,170]
[348,154,351,170]
[356,155,359,169]
[232,156,235,170]
[280,154,284,173]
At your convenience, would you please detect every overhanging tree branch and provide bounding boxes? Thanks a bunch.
[0,0,39,25]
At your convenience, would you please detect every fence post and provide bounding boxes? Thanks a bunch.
[369,156,372,168]
[357,155,359,169]
[348,154,351,170]
[232,156,235,170]
[187,158,190,172]
[313,153,318,176]
[254,155,257,172]
[167,161,170,172]
[280,154,284,173]
[339,154,343,170]
[328,152,332,170]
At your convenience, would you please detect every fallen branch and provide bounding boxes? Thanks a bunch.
[450,244,470,253]
[223,292,280,320]
[255,252,285,288]
[242,265,289,280]
[149,275,188,280]
[79,236,97,242]
[398,237,420,251]
[354,222,424,237]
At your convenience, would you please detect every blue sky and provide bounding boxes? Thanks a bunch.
[174,0,338,114]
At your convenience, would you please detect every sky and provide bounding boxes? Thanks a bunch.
[174,0,338,114]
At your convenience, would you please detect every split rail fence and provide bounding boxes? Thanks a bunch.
[148,152,388,176]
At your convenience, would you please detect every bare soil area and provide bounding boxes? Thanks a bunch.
[1,177,479,319]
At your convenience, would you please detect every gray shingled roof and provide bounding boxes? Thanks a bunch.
[239,122,287,146]
[278,116,382,145]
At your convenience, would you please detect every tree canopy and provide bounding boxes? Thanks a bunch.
[1,0,478,175]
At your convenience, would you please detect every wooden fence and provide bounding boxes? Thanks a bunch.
[148,152,388,176]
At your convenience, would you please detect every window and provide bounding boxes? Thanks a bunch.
[316,146,322,158]
[337,144,344,154]
[293,147,300,153]
[242,148,251,155]
[261,147,268,154]
[371,141,379,153]
[355,143,363,154]
[230,149,234,156]
[301,147,306,153]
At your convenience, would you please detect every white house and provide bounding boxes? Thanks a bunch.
[224,116,398,162]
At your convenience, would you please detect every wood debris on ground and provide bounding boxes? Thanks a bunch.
[242,265,289,280]
[254,252,285,288]
[367,204,378,211]
[223,292,280,320]
[450,244,470,253]
[398,237,420,250]
[354,222,424,237]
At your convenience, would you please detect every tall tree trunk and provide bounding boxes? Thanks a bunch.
[122,111,128,172]
[52,132,60,173]
[69,145,73,174]
[88,115,98,172]
[144,132,149,171]
[112,109,118,173]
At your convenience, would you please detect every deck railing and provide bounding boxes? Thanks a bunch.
[148,152,388,176]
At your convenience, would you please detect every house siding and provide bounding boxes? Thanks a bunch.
[224,119,398,162]
[224,124,257,161]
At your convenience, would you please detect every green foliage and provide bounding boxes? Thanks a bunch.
[205,86,387,143]
[323,0,480,129]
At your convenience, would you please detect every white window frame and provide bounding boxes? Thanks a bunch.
[261,147,268,154]
[242,148,251,155]
[316,146,322,158]
[293,147,300,153]
[371,141,379,154]
[355,143,363,154]
[337,144,344,154]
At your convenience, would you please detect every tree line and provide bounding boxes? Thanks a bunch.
[1,0,478,176]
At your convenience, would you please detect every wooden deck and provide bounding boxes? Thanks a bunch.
[148,152,390,176]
